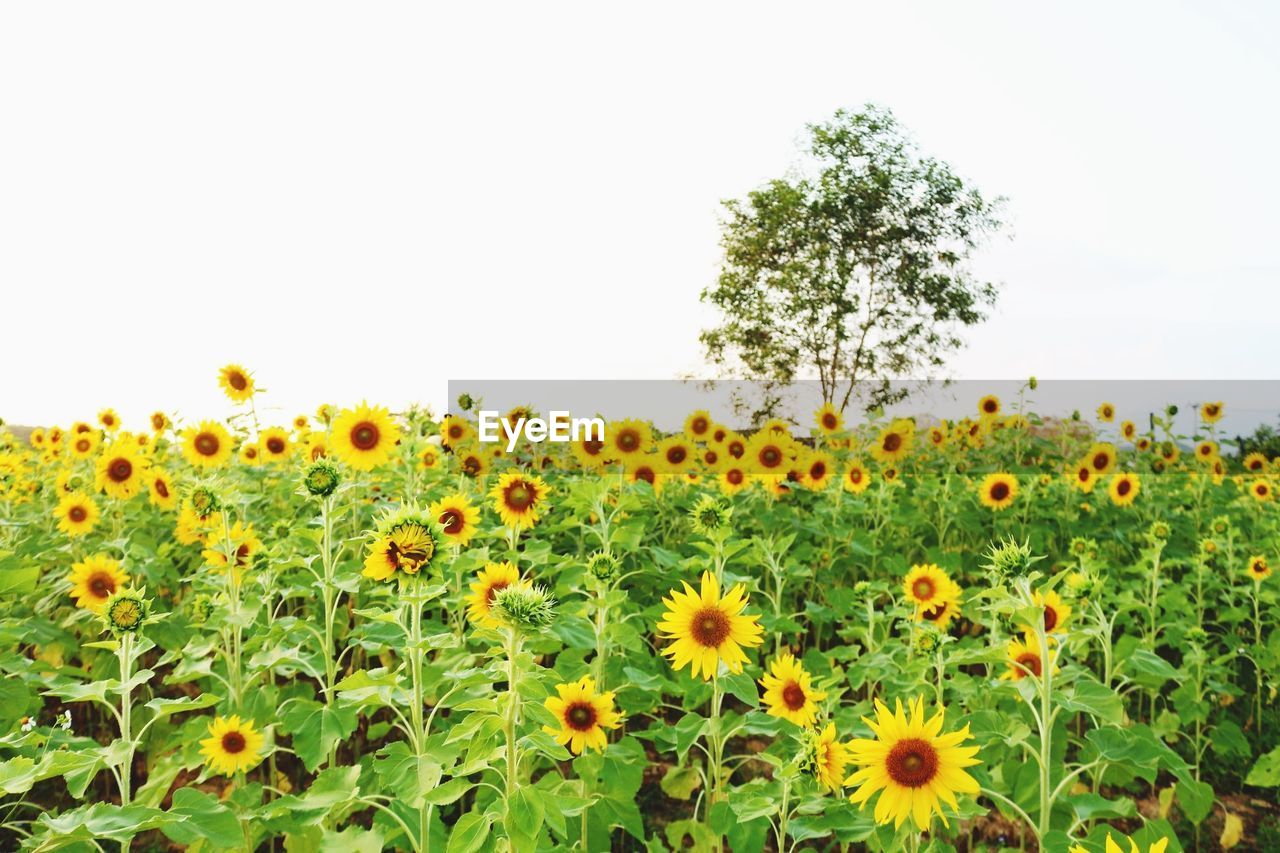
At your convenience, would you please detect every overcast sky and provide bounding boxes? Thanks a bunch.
[2,1,1278,429]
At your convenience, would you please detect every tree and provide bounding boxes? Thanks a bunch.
[700,105,1005,415]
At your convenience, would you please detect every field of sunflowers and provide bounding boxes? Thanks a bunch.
[0,368,1277,852]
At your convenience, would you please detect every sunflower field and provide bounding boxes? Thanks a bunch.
[1,372,1278,853]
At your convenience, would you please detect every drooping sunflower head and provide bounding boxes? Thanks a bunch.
[978,472,1018,511]
[217,364,256,403]
[845,696,981,829]
[814,403,844,435]
[331,403,401,471]
[181,421,234,469]
[69,554,128,613]
[95,444,148,500]
[1246,555,1272,583]
[55,490,100,537]
[489,470,550,529]
[657,571,764,680]
[759,652,827,727]
[542,676,623,755]
[199,715,265,776]
[430,493,480,546]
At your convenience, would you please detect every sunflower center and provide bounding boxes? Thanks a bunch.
[983,400,997,413]
[885,738,939,788]
[440,509,463,535]
[484,580,510,604]
[690,607,730,647]
[1092,452,1108,470]
[566,702,597,732]
[88,572,116,599]
[154,479,169,498]
[635,466,655,485]
[69,506,87,523]
[989,482,1010,501]
[809,461,827,480]
[228,372,247,391]
[76,439,90,453]
[849,469,863,484]
[1116,479,1131,496]
[221,731,246,753]
[1016,653,1042,677]
[760,447,782,468]
[267,438,285,454]
[822,413,838,429]
[666,447,687,465]
[691,417,709,434]
[726,469,744,485]
[582,438,603,455]
[728,441,744,459]
[463,456,481,475]
[108,458,133,483]
[912,578,936,600]
[504,483,532,509]
[351,422,380,451]
[883,433,902,453]
[617,430,638,452]
[781,682,807,711]
[1043,606,1058,632]
[152,415,165,430]
[195,433,219,456]
[1077,467,1090,483]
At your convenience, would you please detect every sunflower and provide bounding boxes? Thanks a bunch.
[657,436,695,472]
[466,561,524,629]
[604,419,653,462]
[95,444,148,500]
[625,459,670,493]
[716,465,750,496]
[239,444,262,466]
[1031,589,1071,633]
[814,403,844,435]
[745,431,793,478]
[217,364,256,403]
[67,430,100,460]
[456,446,490,479]
[489,471,550,529]
[1200,401,1224,423]
[147,469,178,511]
[808,723,852,792]
[570,432,608,469]
[903,564,953,609]
[176,505,222,546]
[1071,833,1170,853]
[926,426,948,449]
[1242,452,1269,474]
[977,395,1001,417]
[55,491,100,537]
[1195,440,1218,463]
[98,408,121,433]
[1108,472,1140,506]
[258,428,292,464]
[150,411,170,434]
[181,421,234,469]
[1250,479,1274,502]
[1246,555,1272,582]
[916,593,961,630]
[362,511,442,582]
[760,652,827,727]
[870,420,914,465]
[304,434,329,462]
[430,493,480,547]
[202,522,262,577]
[331,403,401,471]
[1086,443,1117,475]
[978,473,1018,511]
[723,432,747,460]
[1120,420,1137,441]
[1002,633,1053,680]
[683,410,713,441]
[1070,462,1097,493]
[843,461,872,494]
[845,696,981,829]
[1096,402,1115,422]
[439,415,473,448]
[68,554,128,613]
[543,676,623,754]
[199,715,265,776]
[657,571,764,680]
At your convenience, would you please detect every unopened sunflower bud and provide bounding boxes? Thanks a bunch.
[302,459,341,497]
[103,589,148,636]
[492,584,557,632]
[456,393,474,412]
[586,551,621,582]
[689,495,732,536]
[982,537,1043,578]
[188,485,222,519]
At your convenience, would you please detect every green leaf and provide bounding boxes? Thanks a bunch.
[160,787,242,849]
[660,763,702,800]
[1245,745,1280,787]
[1176,779,1214,825]
[720,672,759,708]
[446,812,491,853]
[279,699,359,772]
[1061,678,1124,725]
[143,693,220,720]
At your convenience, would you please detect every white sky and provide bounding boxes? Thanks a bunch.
[2,1,1279,429]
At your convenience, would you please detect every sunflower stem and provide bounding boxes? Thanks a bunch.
[503,627,523,807]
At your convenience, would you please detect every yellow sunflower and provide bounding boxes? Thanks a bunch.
[239,444,262,466]
[181,421,234,469]
[716,464,750,496]
[217,364,256,403]
[466,561,524,629]
[430,493,480,547]
[1002,633,1053,680]
[1250,479,1274,502]
[1200,401,1224,424]
[978,472,1018,511]
[55,491,100,538]
[801,451,836,491]
[1096,402,1115,422]
[683,410,713,442]
[68,554,128,613]
[870,420,914,465]
[723,431,747,461]
[1070,462,1097,494]
[1030,589,1071,633]
[570,432,608,469]
[95,445,148,500]
[604,419,653,462]
[456,446,490,479]
[845,696,981,829]
[304,434,329,462]
[439,415,473,448]
[147,469,178,511]
[98,408,121,433]
[657,436,696,472]
[1246,555,1272,582]
[362,518,440,582]
[202,522,262,577]
[916,593,962,630]
[1086,443,1117,475]
[199,715,265,775]
[760,652,827,727]
[745,431,794,478]
[331,403,401,471]
[1072,832,1170,853]
[150,411,170,434]
[977,395,1001,417]
[543,676,623,754]
[810,723,852,792]
[1242,452,1269,474]
[902,564,953,609]
[67,430,100,461]
[814,403,844,435]
[258,427,292,464]
[1108,472,1140,506]
[489,471,550,529]
[843,461,872,494]
[1120,420,1137,441]
[657,571,764,680]
[1195,440,1218,463]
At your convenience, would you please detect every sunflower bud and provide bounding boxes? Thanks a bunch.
[912,627,940,654]
[585,551,621,582]
[456,393,474,412]
[103,589,148,636]
[187,593,215,625]
[981,537,1043,579]
[689,495,732,536]
[188,484,222,519]
[302,459,341,497]
[1028,376,1038,390]
[1147,521,1171,542]
[492,584,557,633]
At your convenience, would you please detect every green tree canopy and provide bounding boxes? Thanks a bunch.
[700,105,1005,414]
